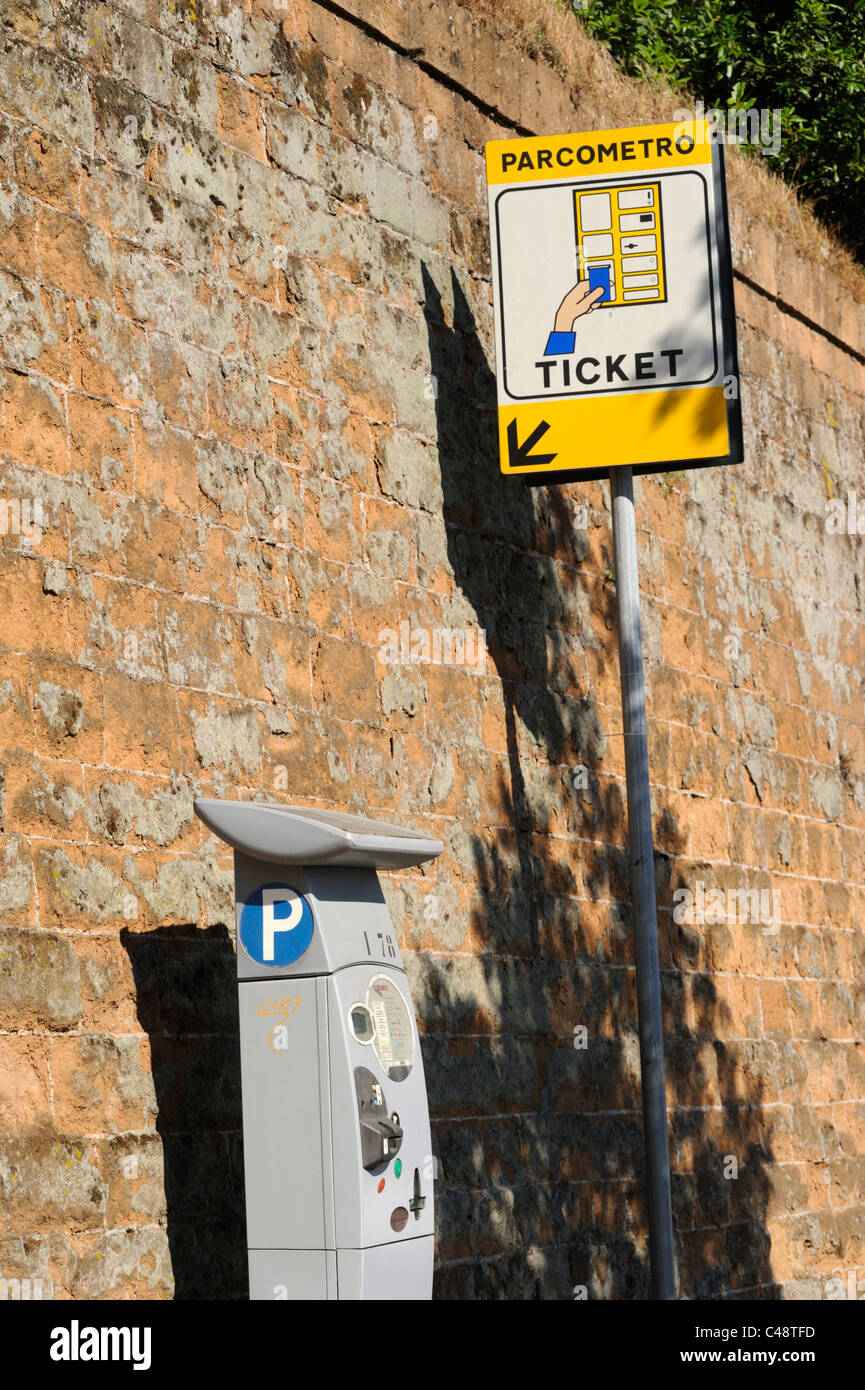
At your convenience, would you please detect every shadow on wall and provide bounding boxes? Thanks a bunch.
[115,264,774,1302]
[419,262,777,1300]
[121,924,246,1300]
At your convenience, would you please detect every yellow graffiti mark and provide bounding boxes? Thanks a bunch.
[258,995,302,1017]
[826,401,838,429]
[259,995,302,1057]
[822,455,834,498]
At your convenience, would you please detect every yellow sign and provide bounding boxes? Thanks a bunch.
[485,124,711,184]
[485,121,742,479]
[500,390,729,476]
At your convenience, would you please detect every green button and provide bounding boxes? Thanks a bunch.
[394,1159,402,1178]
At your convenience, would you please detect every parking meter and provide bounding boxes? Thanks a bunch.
[194,798,442,1300]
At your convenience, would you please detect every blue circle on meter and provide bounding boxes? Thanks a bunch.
[239,883,314,968]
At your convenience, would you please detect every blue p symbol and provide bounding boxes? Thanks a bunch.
[239,883,314,968]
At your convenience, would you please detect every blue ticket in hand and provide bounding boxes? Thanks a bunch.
[588,265,611,303]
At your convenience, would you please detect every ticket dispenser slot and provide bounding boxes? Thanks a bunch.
[355,1066,403,1170]
[194,799,442,1301]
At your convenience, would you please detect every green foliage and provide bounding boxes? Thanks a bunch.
[573,0,865,260]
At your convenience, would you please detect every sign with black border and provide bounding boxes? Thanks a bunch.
[485,121,743,482]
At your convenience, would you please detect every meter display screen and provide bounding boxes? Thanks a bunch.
[366,975,414,1080]
[349,1005,374,1043]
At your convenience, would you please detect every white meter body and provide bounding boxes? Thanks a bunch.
[194,800,442,1301]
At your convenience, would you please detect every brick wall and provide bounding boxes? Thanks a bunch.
[0,0,863,1300]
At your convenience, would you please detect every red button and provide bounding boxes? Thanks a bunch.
[377,1178,386,1193]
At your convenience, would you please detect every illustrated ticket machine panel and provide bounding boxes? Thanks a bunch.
[574,181,667,308]
[194,798,442,1301]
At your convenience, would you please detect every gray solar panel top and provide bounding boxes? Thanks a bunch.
[264,805,432,838]
[194,798,443,869]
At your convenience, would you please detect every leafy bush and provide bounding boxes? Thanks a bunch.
[573,0,865,260]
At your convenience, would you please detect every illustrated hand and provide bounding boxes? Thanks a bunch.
[554,280,605,332]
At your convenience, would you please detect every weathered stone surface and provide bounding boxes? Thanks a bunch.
[0,928,81,1030]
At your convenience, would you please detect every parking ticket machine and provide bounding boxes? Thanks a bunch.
[194,799,442,1300]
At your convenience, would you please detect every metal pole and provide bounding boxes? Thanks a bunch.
[609,465,677,1300]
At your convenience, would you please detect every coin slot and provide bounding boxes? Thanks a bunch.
[410,1167,426,1221]
[619,233,656,254]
